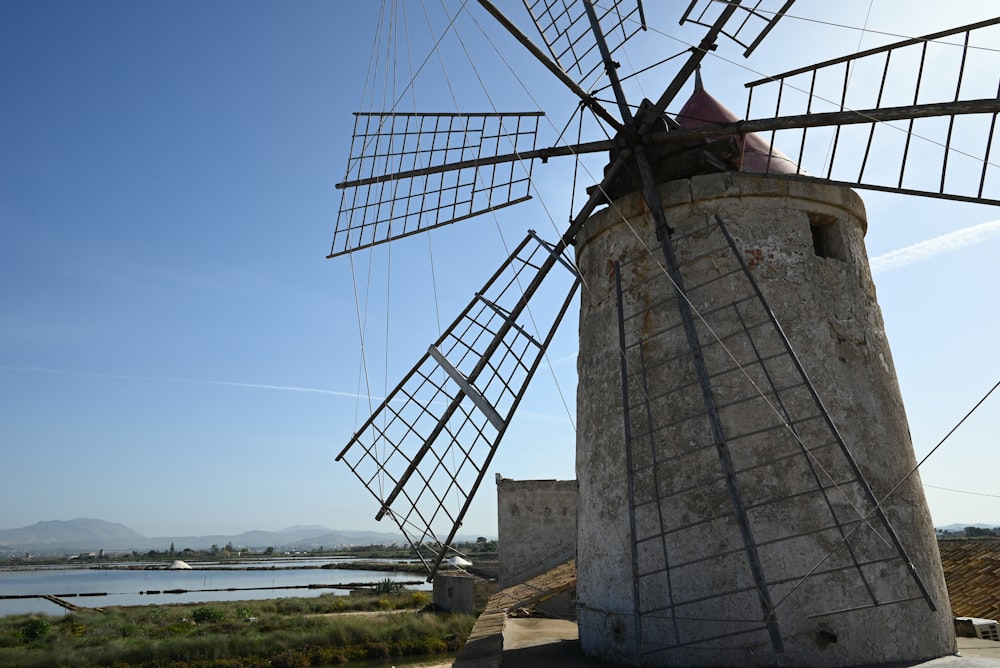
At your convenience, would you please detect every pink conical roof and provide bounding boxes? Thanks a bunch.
[675,80,802,175]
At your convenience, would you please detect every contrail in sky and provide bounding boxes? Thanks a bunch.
[870,219,1000,275]
[0,365,378,400]
[0,365,562,415]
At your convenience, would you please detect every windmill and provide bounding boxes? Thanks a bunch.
[331,2,1000,665]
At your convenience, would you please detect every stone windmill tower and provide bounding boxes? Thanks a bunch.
[330,2,1000,665]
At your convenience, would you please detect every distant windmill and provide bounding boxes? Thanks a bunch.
[331,2,1000,665]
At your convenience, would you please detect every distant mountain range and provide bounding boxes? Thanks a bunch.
[0,518,423,554]
[2,518,988,555]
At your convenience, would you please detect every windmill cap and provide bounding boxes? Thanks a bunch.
[675,86,803,175]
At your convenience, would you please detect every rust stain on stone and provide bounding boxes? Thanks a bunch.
[641,310,654,337]
[745,248,764,270]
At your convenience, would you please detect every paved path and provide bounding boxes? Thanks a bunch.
[500,620,1000,668]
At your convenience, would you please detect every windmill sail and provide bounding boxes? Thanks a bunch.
[336,231,579,578]
[522,0,647,93]
[613,214,934,660]
[331,111,543,258]
[742,17,1000,205]
[680,0,796,58]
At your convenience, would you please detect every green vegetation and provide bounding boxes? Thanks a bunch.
[190,607,226,624]
[19,619,49,642]
[373,578,406,595]
[0,591,473,667]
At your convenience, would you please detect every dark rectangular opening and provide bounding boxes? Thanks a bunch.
[808,212,845,261]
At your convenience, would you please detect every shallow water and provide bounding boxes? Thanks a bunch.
[0,558,429,617]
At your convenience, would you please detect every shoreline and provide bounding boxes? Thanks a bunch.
[0,557,443,618]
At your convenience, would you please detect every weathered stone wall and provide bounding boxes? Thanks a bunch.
[574,173,953,666]
[497,477,577,588]
[433,572,495,615]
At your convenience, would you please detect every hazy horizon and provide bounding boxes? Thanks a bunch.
[2,515,996,540]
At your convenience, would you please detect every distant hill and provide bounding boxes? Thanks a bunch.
[0,518,145,550]
[0,518,429,554]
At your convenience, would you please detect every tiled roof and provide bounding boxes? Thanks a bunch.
[939,538,1000,619]
[674,83,801,175]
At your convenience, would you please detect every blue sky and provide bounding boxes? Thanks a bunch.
[1,1,998,539]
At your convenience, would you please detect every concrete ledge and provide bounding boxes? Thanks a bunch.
[453,560,577,668]
[453,610,506,668]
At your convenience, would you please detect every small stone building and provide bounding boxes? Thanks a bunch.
[496,476,577,618]
[433,572,495,615]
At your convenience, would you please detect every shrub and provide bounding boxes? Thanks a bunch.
[235,606,254,620]
[21,618,50,642]
[191,607,226,624]
[58,617,87,638]
[373,578,404,595]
